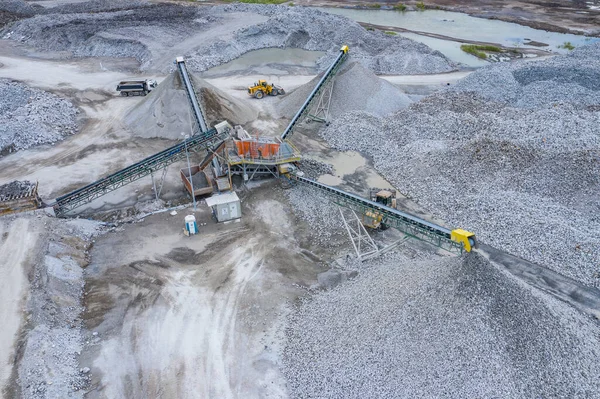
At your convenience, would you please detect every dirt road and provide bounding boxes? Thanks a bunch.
[0,218,40,397]
[82,188,331,398]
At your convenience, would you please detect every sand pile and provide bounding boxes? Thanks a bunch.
[124,72,257,140]
[277,62,412,120]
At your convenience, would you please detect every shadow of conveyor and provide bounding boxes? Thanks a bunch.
[476,243,600,322]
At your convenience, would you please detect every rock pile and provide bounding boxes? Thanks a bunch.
[0,180,36,200]
[124,72,257,140]
[283,251,600,398]
[277,61,412,120]
[3,3,454,75]
[319,45,600,286]
[0,79,78,155]
[193,4,455,75]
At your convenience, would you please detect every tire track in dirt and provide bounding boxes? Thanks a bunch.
[92,241,264,399]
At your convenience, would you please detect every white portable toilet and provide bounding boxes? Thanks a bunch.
[185,215,198,235]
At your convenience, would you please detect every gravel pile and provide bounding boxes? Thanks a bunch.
[297,158,334,179]
[2,3,201,66]
[277,61,412,120]
[190,4,455,75]
[283,251,600,398]
[284,184,344,245]
[0,180,36,200]
[453,43,600,109]
[0,79,78,155]
[0,0,37,16]
[319,46,600,286]
[124,72,257,139]
[3,3,454,75]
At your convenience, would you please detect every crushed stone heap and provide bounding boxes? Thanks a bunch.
[320,44,600,286]
[0,79,78,155]
[3,2,455,75]
[277,61,412,120]
[283,251,600,398]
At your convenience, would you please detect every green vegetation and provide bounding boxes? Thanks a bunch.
[385,31,397,35]
[460,45,487,59]
[460,44,503,59]
[368,3,381,8]
[232,0,288,4]
[416,1,426,10]
[392,3,406,11]
[366,27,375,31]
[558,41,575,50]
[288,1,294,5]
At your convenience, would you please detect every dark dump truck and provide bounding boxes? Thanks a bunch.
[116,79,157,96]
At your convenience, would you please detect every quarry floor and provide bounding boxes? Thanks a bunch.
[1,3,599,397]
[0,31,449,398]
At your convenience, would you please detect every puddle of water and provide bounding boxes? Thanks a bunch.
[202,48,325,77]
[328,151,366,176]
[321,8,599,54]
[397,32,489,67]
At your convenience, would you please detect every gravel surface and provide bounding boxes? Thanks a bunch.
[283,251,600,398]
[453,43,600,109]
[191,4,455,75]
[7,215,105,398]
[277,61,412,120]
[319,46,600,286]
[3,3,454,75]
[0,79,79,155]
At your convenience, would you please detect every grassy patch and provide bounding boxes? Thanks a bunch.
[385,31,397,35]
[460,44,504,59]
[460,45,488,59]
[393,3,406,11]
[368,3,381,8]
[558,41,575,50]
[366,27,375,31]
[416,1,426,10]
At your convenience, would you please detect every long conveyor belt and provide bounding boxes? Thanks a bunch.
[176,56,208,134]
[53,128,228,216]
[294,175,476,253]
[280,45,349,141]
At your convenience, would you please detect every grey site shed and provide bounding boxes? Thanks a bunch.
[205,192,241,222]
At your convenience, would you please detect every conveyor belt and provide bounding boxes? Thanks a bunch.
[280,45,349,141]
[295,175,474,253]
[53,128,228,216]
[176,56,208,133]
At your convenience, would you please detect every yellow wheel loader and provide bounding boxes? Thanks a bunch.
[247,80,285,99]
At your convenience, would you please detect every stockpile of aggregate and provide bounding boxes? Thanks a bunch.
[3,2,454,75]
[124,72,257,140]
[194,4,455,75]
[0,79,78,155]
[320,44,600,286]
[283,251,600,398]
[0,180,36,200]
[1,2,201,67]
[277,62,412,119]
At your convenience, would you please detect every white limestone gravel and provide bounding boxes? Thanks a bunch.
[283,251,600,398]
[277,61,413,120]
[319,45,600,286]
[0,79,78,155]
[3,2,454,75]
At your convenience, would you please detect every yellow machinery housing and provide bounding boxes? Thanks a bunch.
[248,80,285,99]
[451,229,476,252]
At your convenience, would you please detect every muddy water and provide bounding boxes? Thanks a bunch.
[314,151,393,190]
[321,8,599,64]
[202,47,325,77]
